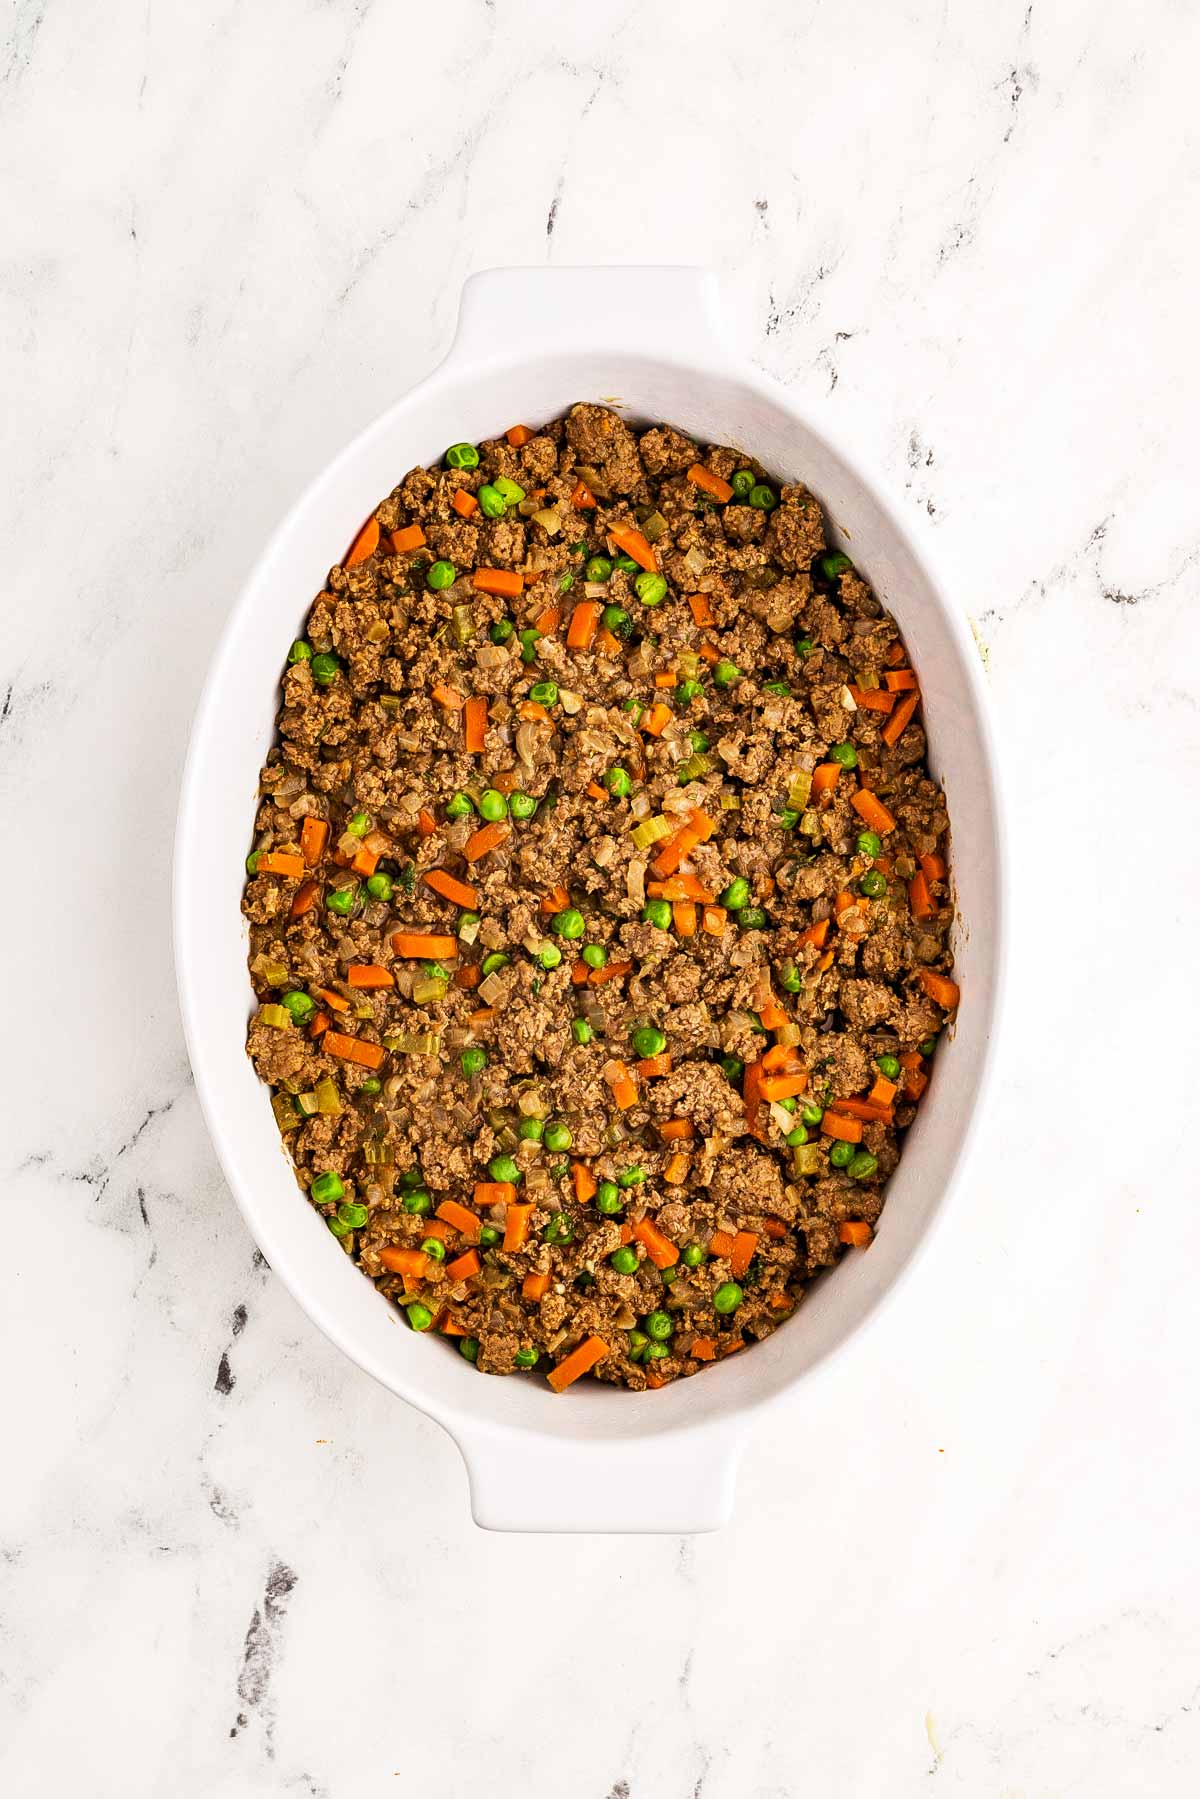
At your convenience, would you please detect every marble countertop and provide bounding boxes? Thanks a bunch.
[5,3,1199,1793]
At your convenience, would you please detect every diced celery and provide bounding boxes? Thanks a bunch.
[786,770,813,811]
[271,1093,299,1132]
[258,1004,291,1030]
[800,809,820,836]
[314,1076,342,1115]
[792,1143,822,1178]
[412,977,448,1006]
[296,1091,320,1116]
[631,815,673,850]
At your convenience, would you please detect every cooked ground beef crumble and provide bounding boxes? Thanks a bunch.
[243,404,959,1393]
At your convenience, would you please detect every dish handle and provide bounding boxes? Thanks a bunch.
[449,265,733,372]
[452,1417,747,1535]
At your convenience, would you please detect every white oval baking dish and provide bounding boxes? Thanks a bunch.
[174,267,1006,1533]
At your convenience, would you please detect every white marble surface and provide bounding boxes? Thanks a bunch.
[4,2,1200,1793]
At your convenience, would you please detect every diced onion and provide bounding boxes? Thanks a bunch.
[627,859,646,905]
[531,508,561,534]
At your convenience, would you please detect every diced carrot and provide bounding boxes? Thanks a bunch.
[345,515,380,566]
[850,788,897,834]
[829,1097,894,1124]
[886,641,907,665]
[455,964,481,990]
[660,1118,694,1141]
[618,1223,635,1245]
[416,809,436,838]
[909,871,935,921]
[432,683,465,711]
[540,884,570,915]
[874,856,893,875]
[648,874,714,902]
[518,701,551,723]
[729,1231,758,1277]
[534,604,562,636]
[608,524,657,572]
[689,1336,717,1361]
[472,567,524,598]
[698,640,720,664]
[884,668,918,691]
[811,763,841,797]
[759,1001,788,1032]
[917,968,960,1010]
[258,851,305,879]
[569,479,596,509]
[839,1221,872,1248]
[423,868,479,910]
[655,669,677,688]
[920,852,947,881]
[447,1248,481,1282]
[547,1334,609,1392]
[563,599,600,651]
[401,1275,420,1297]
[849,685,895,713]
[505,423,534,447]
[300,817,329,865]
[687,463,733,503]
[464,694,489,754]
[663,1152,690,1185]
[350,846,379,878]
[587,780,608,802]
[636,1053,673,1078]
[687,592,715,628]
[390,932,458,958]
[760,1072,809,1102]
[570,959,589,986]
[899,1051,923,1070]
[702,906,726,935]
[346,964,394,989]
[709,1229,737,1259]
[438,1309,468,1334]
[312,985,349,1013]
[632,1218,679,1269]
[391,522,427,552]
[463,821,510,862]
[474,1181,517,1208]
[379,1246,428,1277]
[467,1008,495,1027]
[869,1075,898,1107]
[572,1163,597,1204]
[290,879,319,918]
[882,689,921,747]
[643,702,672,737]
[451,489,477,519]
[309,1010,329,1038]
[595,627,622,654]
[523,1271,551,1301]
[503,1203,534,1251]
[589,959,632,985]
[436,1200,481,1243]
[834,890,856,916]
[905,1068,929,1101]
[673,900,697,937]
[762,1218,788,1240]
[820,1111,863,1144]
[323,1031,386,1070]
[761,1044,803,1073]
[604,1059,639,1110]
[798,917,830,949]
[816,950,835,972]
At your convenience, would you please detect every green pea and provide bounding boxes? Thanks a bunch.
[644,1339,670,1358]
[281,990,315,1024]
[762,680,791,697]
[738,907,769,930]
[568,540,588,556]
[327,1213,351,1237]
[610,1246,639,1274]
[459,1337,480,1363]
[794,636,815,659]
[617,1165,645,1189]
[720,877,750,911]
[489,618,514,644]
[514,1346,539,1368]
[359,1078,382,1096]
[860,871,887,899]
[365,872,394,902]
[479,1223,501,1248]
[631,1025,666,1059]
[856,830,882,858]
[829,1140,855,1168]
[477,484,507,518]
[849,1152,879,1182]
[644,1310,673,1342]
[421,962,449,981]
[543,1211,574,1244]
[605,765,632,798]
[406,1302,434,1331]
[556,570,574,594]
[830,742,858,770]
[488,1154,521,1184]
[480,953,509,976]
[785,1126,808,1147]
[445,442,480,470]
[551,908,585,940]
[325,885,357,916]
[820,551,852,581]
[461,1046,487,1077]
[402,1187,432,1215]
[584,555,613,582]
[538,943,562,969]
[749,484,777,510]
[779,1096,798,1113]
[596,1181,622,1214]
[920,1036,938,1057]
[398,1169,424,1189]
[714,658,742,687]
[731,469,756,499]
[426,560,456,590]
[642,899,672,930]
[721,1054,745,1084]
[420,1236,446,1262]
[582,943,607,969]
[800,1101,825,1127]
[517,1117,546,1144]
[682,1242,706,1268]
[677,680,704,703]
[713,1281,743,1314]
[689,728,710,753]
[614,553,640,574]
[779,963,802,994]
[509,791,537,820]
[635,572,668,607]
[287,640,312,665]
[310,1171,344,1204]
[627,1329,649,1361]
[311,653,341,685]
[445,791,474,820]
[544,1122,572,1153]
[479,789,508,822]
[519,628,541,664]
[876,1054,901,1079]
[601,603,632,638]
[571,1018,594,1045]
[529,680,558,706]
[245,850,262,875]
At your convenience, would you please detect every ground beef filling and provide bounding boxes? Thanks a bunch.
[243,405,959,1393]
